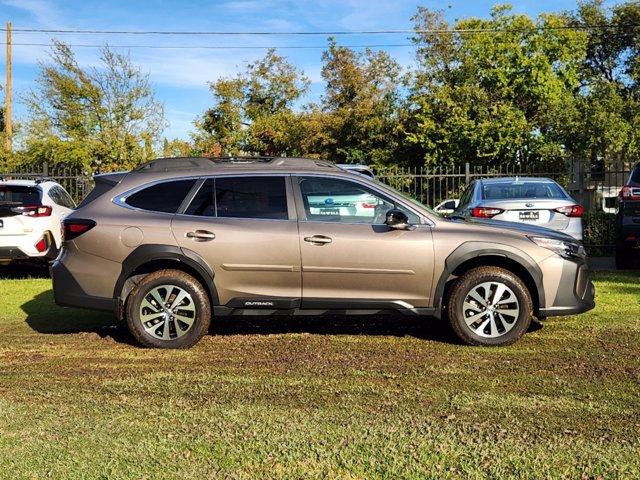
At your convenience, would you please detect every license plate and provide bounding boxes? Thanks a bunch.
[319,208,340,216]
[519,211,539,221]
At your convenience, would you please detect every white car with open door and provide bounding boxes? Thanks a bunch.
[0,178,75,265]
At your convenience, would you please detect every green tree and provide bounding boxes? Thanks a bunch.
[193,49,310,156]
[316,39,404,165]
[568,0,640,166]
[20,40,165,172]
[407,4,587,170]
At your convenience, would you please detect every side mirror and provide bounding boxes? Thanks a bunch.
[385,209,413,230]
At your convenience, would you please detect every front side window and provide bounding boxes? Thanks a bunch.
[184,176,288,220]
[125,179,196,213]
[299,176,419,224]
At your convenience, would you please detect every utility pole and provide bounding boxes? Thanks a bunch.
[4,21,12,151]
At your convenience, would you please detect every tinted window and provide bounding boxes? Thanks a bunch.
[0,185,41,205]
[299,177,418,224]
[126,179,196,213]
[185,179,215,217]
[49,186,76,209]
[215,177,288,220]
[482,181,567,200]
[630,165,640,184]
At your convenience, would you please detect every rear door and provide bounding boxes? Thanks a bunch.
[171,175,302,307]
[294,175,435,309]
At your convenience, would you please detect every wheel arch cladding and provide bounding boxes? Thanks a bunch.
[114,244,219,307]
[434,241,545,314]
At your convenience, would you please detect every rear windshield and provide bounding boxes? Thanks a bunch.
[0,185,41,205]
[481,181,566,200]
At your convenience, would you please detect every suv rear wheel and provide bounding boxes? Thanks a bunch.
[126,269,211,348]
[447,266,533,346]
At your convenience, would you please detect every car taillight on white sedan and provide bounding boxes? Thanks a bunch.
[11,205,53,217]
[471,206,504,218]
[553,204,583,218]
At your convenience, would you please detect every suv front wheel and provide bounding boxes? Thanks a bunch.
[447,266,533,346]
[126,269,211,348]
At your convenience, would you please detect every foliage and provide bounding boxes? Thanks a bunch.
[192,49,310,156]
[18,40,165,172]
[405,5,587,170]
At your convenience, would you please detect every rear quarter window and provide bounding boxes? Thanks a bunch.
[124,179,196,213]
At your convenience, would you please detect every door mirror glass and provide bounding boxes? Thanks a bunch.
[385,208,412,229]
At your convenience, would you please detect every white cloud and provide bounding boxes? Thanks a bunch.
[1,0,59,25]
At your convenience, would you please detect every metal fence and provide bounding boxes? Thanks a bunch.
[1,163,93,202]
[1,160,633,256]
[1,160,631,210]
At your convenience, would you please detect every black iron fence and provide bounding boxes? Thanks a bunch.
[2,160,632,256]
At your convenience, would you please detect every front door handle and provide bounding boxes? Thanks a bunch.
[304,235,332,245]
[186,230,216,241]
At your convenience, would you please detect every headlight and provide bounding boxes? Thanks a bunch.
[528,236,586,259]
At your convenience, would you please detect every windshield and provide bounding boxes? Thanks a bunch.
[370,179,442,218]
[482,181,566,200]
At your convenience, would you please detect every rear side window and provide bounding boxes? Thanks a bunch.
[184,176,288,220]
[630,165,640,184]
[49,186,76,209]
[0,185,41,205]
[125,179,196,213]
[482,181,567,200]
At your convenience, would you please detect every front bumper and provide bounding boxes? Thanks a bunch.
[538,258,595,318]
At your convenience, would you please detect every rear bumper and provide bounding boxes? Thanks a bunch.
[50,261,116,312]
[538,259,595,318]
[0,246,29,260]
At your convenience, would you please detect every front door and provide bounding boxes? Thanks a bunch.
[171,175,301,308]
[294,175,435,309]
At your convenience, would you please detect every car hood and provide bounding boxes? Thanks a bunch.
[447,217,578,242]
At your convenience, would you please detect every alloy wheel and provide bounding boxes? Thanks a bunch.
[139,284,196,340]
[462,281,520,338]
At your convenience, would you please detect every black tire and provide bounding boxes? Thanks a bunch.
[447,266,533,346]
[126,269,211,348]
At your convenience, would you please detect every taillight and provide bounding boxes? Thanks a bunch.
[554,204,583,218]
[11,205,53,217]
[471,207,504,218]
[619,185,640,200]
[63,219,96,241]
[35,236,48,253]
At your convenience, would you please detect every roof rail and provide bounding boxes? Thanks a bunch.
[132,156,340,172]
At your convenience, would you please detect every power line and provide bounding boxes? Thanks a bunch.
[0,24,639,36]
[2,42,414,50]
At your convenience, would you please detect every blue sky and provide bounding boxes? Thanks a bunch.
[0,0,616,140]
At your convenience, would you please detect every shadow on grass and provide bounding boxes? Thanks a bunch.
[21,289,134,345]
[0,264,50,279]
[22,289,542,345]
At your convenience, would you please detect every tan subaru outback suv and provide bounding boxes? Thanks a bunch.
[51,157,595,348]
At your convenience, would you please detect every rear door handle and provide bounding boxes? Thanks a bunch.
[186,230,216,241]
[304,235,332,245]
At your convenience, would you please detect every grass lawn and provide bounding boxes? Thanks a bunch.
[0,269,639,479]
